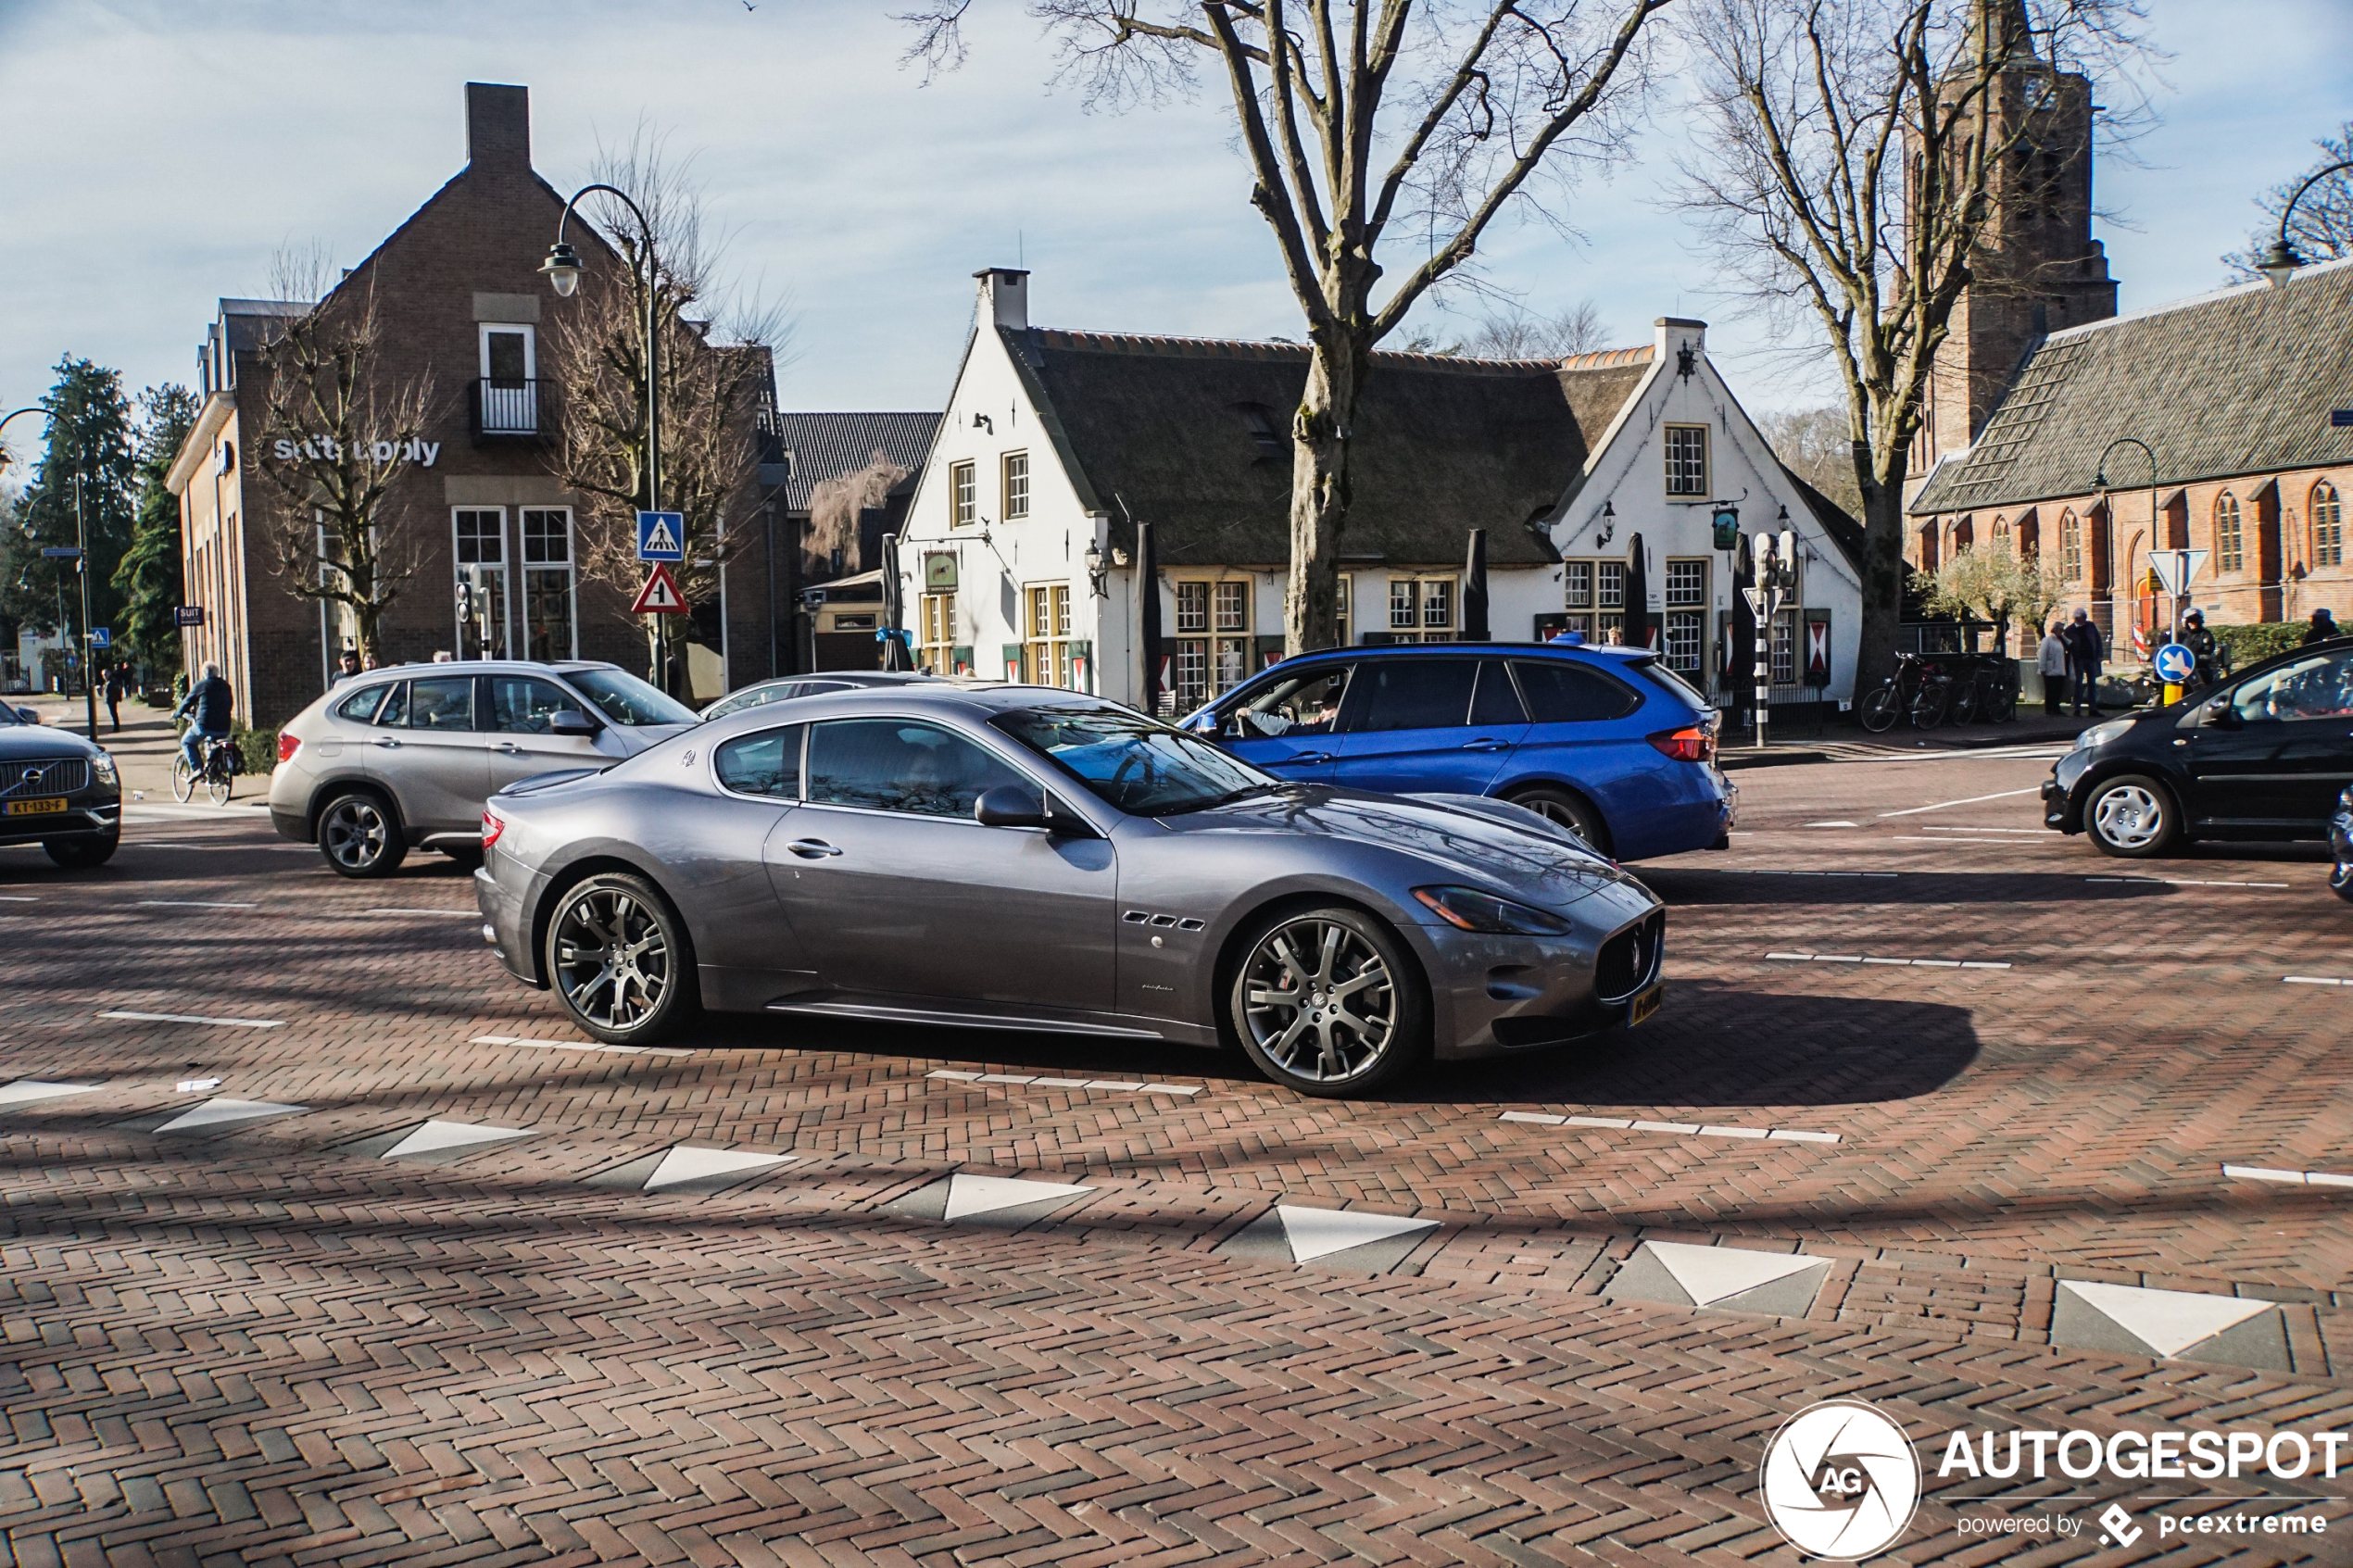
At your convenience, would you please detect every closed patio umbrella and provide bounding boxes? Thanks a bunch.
[1623,533,1652,650]
[1462,528,1490,641]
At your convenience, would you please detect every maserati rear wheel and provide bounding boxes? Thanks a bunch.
[1228,907,1428,1098]
[544,872,697,1045]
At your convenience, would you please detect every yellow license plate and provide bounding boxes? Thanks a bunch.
[1628,985,1663,1027]
[4,798,65,816]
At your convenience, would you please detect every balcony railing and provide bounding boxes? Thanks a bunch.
[471,379,541,440]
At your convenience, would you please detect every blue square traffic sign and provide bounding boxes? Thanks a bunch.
[88,627,110,649]
[635,511,686,562]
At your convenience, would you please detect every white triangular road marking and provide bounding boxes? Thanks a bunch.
[2059,1280,2274,1359]
[643,1145,791,1191]
[941,1173,1092,1220]
[1275,1205,1438,1263]
[1645,1240,1822,1306]
[382,1119,532,1159]
[0,1081,100,1110]
[155,1098,304,1133]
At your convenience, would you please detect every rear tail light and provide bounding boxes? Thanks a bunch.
[277,732,302,764]
[1647,725,1714,763]
[480,809,505,849]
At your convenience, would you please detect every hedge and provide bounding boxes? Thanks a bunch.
[2210,622,2307,669]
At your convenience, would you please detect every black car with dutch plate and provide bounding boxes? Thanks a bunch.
[2043,635,2353,858]
[0,705,121,867]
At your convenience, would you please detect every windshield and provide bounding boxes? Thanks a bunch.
[564,669,699,727]
[993,707,1279,818]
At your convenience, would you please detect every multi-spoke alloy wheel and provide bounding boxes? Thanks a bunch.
[547,873,693,1044]
[1230,909,1427,1097]
[317,792,405,879]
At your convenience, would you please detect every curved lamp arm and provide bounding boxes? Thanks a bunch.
[2093,436,2157,494]
[2257,158,2353,287]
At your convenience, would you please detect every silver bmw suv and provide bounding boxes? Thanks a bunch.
[269,660,698,878]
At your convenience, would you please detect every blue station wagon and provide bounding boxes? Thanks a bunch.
[1181,642,1732,860]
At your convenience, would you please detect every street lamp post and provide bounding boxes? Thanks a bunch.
[2093,437,2162,653]
[2255,159,2353,287]
[0,405,98,735]
[540,186,670,693]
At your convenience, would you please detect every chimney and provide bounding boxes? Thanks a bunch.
[465,82,532,175]
[974,268,1030,331]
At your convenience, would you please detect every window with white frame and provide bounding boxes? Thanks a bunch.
[520,508,576,661]
[2215,492,2245,573]
[452,508,510,659]
[950,461,976,528]
[1771,608,1798,685]
[1664,425,1708,496]
[1385,577,1453,643]
[477,324,536,435]
[1663,558,1707,676]
[1002,451,1029,520]
[1174,580,1251,699]
[2315,481,2344,568]
[1025,583,1073,687]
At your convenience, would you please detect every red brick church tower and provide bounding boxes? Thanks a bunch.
[1913,0,2118,479]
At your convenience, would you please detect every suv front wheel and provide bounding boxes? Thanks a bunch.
[317,791,408,879]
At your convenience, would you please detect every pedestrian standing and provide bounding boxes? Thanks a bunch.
[2037,621,2069,716]
[2063,608,2104,717]
[103,664,123,732]
[332,651,361,685]
[2306,608,2341,645]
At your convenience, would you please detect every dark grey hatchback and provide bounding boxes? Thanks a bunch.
[0,705,121,867]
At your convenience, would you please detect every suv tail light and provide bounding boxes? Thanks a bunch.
[480,808,506,849]
[1647,725,1714,763]
[277,732,302,764]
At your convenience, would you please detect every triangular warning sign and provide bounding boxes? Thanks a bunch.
[632,562,687,615]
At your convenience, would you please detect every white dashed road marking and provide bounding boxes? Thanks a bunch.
[471,1034,693,1059]
[1765,952,2011,969]
[136,899,259,909]
[367,907,479,917]
[0,1080,102,1110]
[929,1069,1202,1097]
[2223,1164,2353,1189]
[1878,786,2042,818]
[2284,976,2350,987]
[100,1010,284,1029]
[1501,1110,1839,1144]
[2089,876,2290,889]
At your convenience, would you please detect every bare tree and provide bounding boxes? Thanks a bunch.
[1675,0,2148,684]
[808,450,914,570]
[250,248,436,665]
[899,1,1667,655]
[1458,299,1611,358]
[2225,120,2353,280]
[1755,403,1864,516]
[541,130,790,670]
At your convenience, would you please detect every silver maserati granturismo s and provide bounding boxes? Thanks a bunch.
[474,686,1666,1097]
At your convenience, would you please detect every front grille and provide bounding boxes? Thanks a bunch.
[1594,909,1664,1005]
[0,758,90,797]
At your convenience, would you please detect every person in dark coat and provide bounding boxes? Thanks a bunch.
[2062,608,2104,716]
[103,665,124,731]
[2181,610,2225,689]
[2306,608,2341,646]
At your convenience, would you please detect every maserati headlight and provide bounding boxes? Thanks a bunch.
[90,751,119,789]
[1413,884,1576,936]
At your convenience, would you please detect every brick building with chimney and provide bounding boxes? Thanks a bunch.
[169,83,792,731]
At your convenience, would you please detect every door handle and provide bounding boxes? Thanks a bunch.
[373,737,400,749]
[786,838,843,859]
[1461,739,1510,752]
[1287,751,1334,765]
[495,742,523,754]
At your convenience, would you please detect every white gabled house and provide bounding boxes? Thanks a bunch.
[894,269,1866,712]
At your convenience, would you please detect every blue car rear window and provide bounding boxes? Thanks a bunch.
[1510,659,1642,721]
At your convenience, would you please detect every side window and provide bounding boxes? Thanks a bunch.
[2230,652,2353,723]
[805,719,1032,819]
[1512,660,1642,723]
[1349,659,1478,733]
[335,684,392,722]
[799,681,852,696]
[1227,666,1351,738]
[1468,660,1528,726]
[372,683,409,727]
[407,676,476,732]
[715,725,804,799]
[487,676,577,734]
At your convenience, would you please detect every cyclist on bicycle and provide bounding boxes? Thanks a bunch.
[175,661,235,776]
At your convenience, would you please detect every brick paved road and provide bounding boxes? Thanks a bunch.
[4,750,2351,1566]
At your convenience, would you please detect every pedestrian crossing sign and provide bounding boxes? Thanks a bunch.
[635,511,686,562]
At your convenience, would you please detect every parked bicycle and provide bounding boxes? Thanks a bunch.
[1859,653,1940,733]
[1944,657,2018,725]
[1858,651,2016,733]
[172,734,238,806]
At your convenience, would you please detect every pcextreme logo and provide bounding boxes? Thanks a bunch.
[1758,1399,1923,1562]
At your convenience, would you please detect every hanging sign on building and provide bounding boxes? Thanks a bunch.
[924,552,958,591]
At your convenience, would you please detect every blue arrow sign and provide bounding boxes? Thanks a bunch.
[635,511,685,562]
[2153,643,2196,684]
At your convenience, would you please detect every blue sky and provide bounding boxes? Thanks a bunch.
[0,0,2344,453]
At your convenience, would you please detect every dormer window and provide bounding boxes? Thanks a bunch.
[1233,403,1286,458]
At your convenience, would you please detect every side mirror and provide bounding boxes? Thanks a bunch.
[974,784,1052,830]
[14,708,36,724]
[2201,698,2239,729]
[547,709,599,737]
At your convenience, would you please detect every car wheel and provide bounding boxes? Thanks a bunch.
[2084,774,2181,858]
[2331,858,2353,903]
[44,836,118,869]
[1227,907,1428,1098]
[544,872,697,1046]
[317,791,407,879]
[1506,785,1612,855]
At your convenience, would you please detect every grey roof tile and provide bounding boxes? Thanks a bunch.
[774,411,942,511]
